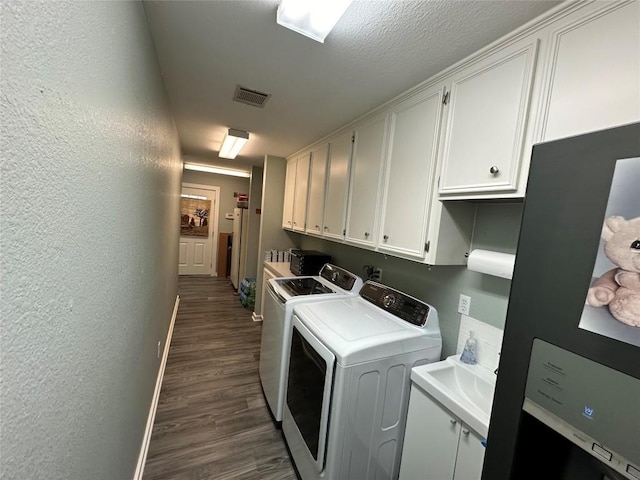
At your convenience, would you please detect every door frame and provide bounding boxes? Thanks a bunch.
[181,183,221,276]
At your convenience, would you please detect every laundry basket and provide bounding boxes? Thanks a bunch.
[239,277,256,309]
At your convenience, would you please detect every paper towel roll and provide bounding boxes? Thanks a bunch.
[467,249,515,279]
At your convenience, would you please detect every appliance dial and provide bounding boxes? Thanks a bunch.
[382,294,396,308]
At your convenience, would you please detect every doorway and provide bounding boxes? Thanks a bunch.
[179,183,220,275]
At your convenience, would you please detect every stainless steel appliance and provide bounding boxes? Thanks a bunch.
[289,250,331,276]
[484,123,640,479]
[259,264,362,424]
[283,281,442,480]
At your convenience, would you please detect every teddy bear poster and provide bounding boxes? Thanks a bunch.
[580,157,640,348]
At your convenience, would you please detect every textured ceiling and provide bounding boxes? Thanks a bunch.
[143,0,562,170]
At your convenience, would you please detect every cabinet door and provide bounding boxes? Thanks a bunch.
[282,158,296,229]
[399,385,460,480]
[345,115,388,248]
[453,426,486,480]
[439,38,538,195]
[292,153,310,232]
[379,86,444,259]
[323,132,352,241]
[306,144,328,236]
[538,1,640,142]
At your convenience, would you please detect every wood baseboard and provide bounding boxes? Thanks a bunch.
[133,295,180,480]
[251,312,263,322]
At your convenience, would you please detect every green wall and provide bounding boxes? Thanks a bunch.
[299,202,523,358]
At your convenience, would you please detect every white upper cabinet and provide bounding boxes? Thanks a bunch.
[439,37,539,197]
[292,153,310,232]
[322,132,353,241]
[378,86,445,259]
[536,1,640,142]
[282,158,296,230]
[306,144,328,236]
[345,114,388,248]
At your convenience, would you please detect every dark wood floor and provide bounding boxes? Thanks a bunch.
[143,276,297,480]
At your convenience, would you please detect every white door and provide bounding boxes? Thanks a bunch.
[179,184,220,275]
[292,152,310,232]
[345,114,388,248]
[282,158,297,229]
[438,38,538,195]
[379,86,444,259]
[305,144,328,236]
[322,131,352,240]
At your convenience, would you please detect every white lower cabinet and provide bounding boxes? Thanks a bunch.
[399,385,485,480]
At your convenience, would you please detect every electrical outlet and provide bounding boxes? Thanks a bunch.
[458,294,471,316]
[157,341,162,359]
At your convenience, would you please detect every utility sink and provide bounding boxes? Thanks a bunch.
[411,355,497,438]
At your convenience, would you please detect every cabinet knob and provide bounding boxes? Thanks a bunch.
[489,166,499,174]
[287,221,291,224]
[462,428,470,436]
[364,232,369,237]
[293,222,297,226]
[449,419,457,425]
[383,235,389,241]
[324,226,329,231]
[315,225,320,229]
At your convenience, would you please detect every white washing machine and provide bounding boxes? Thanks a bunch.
[259,263,363,424]
[282,281,442,480]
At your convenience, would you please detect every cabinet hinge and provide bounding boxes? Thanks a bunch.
[437,176,440,188]
[442,90,450,105]
[425,241,430,253]
[343,229,346,235]
[351,134,355,143]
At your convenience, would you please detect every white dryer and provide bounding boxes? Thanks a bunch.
[283,281,442,480]
[259,263,363,424]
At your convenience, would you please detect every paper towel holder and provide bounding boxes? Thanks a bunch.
[466,248,516,280]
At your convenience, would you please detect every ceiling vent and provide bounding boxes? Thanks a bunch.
[233,85,271,108]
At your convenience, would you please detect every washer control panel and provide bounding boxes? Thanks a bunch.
[360,281,434,327]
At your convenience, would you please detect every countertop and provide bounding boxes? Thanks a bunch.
[264,261,294,278]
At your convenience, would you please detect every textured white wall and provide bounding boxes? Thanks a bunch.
[1,2,181,479]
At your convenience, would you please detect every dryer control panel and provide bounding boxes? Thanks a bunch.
[360,281,434,327]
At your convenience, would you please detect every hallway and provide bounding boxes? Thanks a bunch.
[143,276,297,480]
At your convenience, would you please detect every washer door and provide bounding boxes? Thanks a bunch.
[287,315,335,471]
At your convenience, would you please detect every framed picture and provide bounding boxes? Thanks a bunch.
[180,197,211,237]
[580,157,640,347]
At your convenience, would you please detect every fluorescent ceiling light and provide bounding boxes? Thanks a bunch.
[219,128,249,159]
[184,163,251,178]
[277,0,352,43]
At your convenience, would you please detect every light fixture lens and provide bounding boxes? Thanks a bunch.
[219,128,249,159]
[184,163,250,178]
[277,0,352,43]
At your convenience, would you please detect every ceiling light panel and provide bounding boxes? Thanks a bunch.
[277,0,353,43]
[184,163,251,178]
[219,128,249,159]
